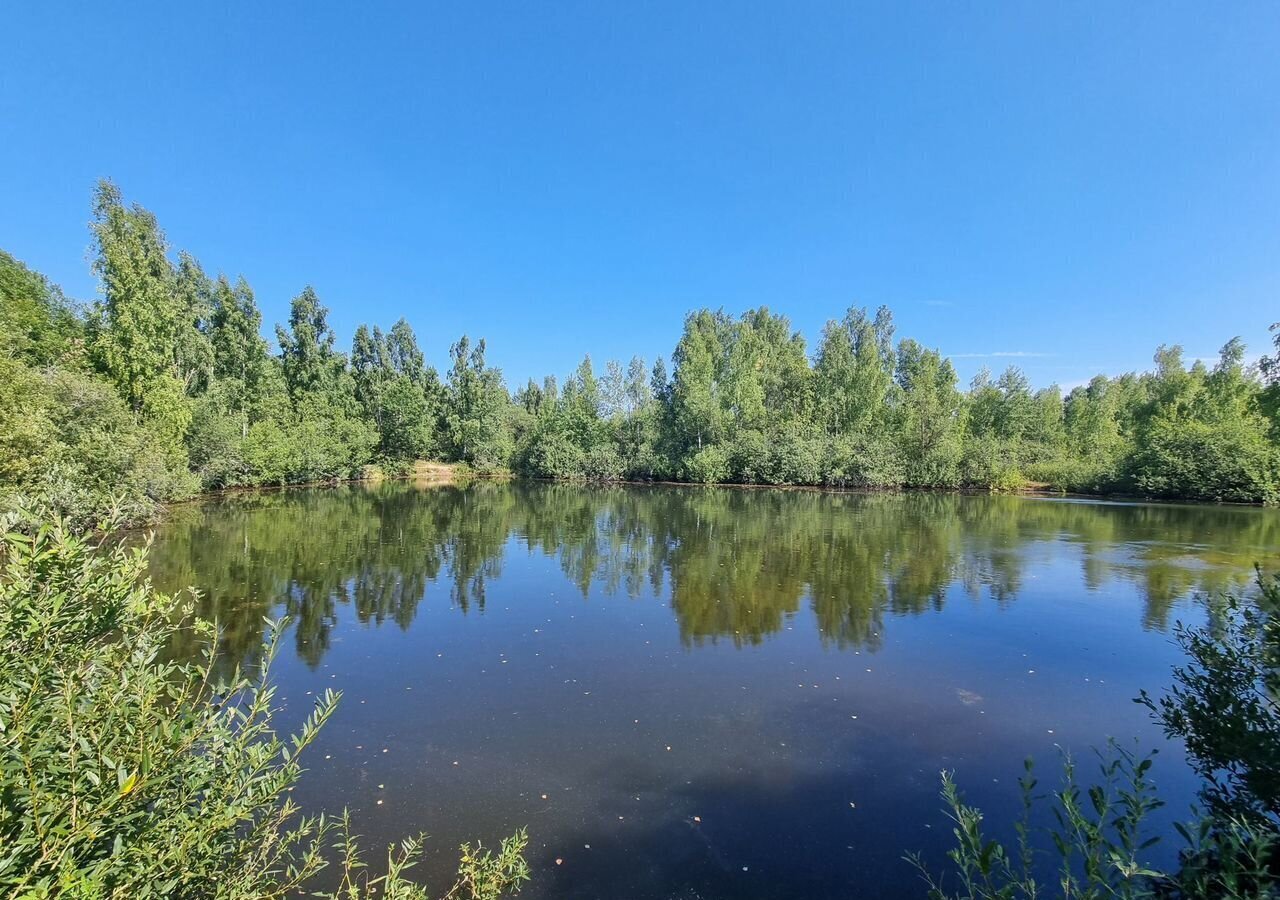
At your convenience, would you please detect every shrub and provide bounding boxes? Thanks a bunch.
[822,433,905,489]
[521,429,586,479]
[582,444,624,482]
[292,400,379,483]
[0,515,529,899]
[912,745,1166,899]
[960,433,1024,491]
[1125,417,1280,504]
[730,430,771,484]
[1139,572,1280,825]
[684,445,731,484]
[0,358,196,528]
[187,394,249,489]
[0,516,333,896]
[769,430,824,485]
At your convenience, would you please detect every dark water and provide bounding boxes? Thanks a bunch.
[145,482,1280,899]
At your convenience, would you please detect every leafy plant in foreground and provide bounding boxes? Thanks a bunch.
[0,514,528,899]
[1139,572,1280,825]
[910,744,1167,899]
[916,574,1280,899]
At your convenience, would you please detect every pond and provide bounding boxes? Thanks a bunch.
[145,482,1280,899]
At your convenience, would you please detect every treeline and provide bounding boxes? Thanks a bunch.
[3,181,1280,522]
[2,182,513,523]
[522,309,1280,503]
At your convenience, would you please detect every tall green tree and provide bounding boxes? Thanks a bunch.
[896,339,963,486]
[600,359,626,421]
[514,379,547,417]
[352,324,392,418]
[387,318,432,387]
[561,355,604,448]
[88,181,198,460]
[1065,376,1127,464]
[171,251,215,395]
[209,275,272,427]
[1029,385,1066,449]
[444,336,511,468]
[1126,342,1279,502]
[625,356,652,417]
[276,286,341,401]
[670,310,731,453]
[1259,323,1280,431]
[89,180,181,410]
[734,307,811,431]
[352,320,438,461]
[813,305,895,436]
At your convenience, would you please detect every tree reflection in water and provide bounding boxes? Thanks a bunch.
[145,482,1280,676]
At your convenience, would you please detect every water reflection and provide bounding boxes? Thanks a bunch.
[147,482,1280,673]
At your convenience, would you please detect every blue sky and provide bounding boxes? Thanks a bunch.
[2,2,1277,390]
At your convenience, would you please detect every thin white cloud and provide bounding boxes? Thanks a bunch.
[950,351,1052,359]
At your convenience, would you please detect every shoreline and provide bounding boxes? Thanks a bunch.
[160,463,1270,512]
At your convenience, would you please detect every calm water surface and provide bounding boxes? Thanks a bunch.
[146,483,1280,899]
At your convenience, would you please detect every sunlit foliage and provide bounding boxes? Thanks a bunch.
[0,513,529,899]
[2,180,1279,523]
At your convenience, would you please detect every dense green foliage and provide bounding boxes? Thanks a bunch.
[919,574,1280,899]
[0,513,529,899]
[515,307,1279,503]
[3,181,1279,523]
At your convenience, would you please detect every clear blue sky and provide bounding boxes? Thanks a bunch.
[2,2,1277,390]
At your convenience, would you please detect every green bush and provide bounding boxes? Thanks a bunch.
[684,445,731,484]
[768,430,824,485]
[186,394,249,489]
[730,430,771,484]
[242,418,298,485]
[1125,417,1279,504]
[960,433,1025,491]
[289,397,379,483]
[1022,457,1079,493]
[822,433,905,489]
[1139,572,1280,825]
[0,517,331,897]
[520,429,586,479]
[727,430,828,486]
[0,515,529,899]
[0,357,196,528]
[900,425,963,489]
[582,444,624,481]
